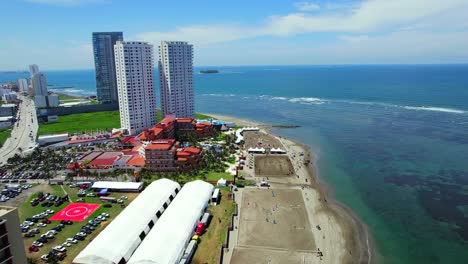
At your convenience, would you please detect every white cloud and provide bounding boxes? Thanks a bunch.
[25,0,106,6]
[135,0,468,46]
[294,2,320,11]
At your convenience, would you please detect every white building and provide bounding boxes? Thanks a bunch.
[34,95,47,108]
[32,72,48,96]
[128,180,214,264]
[158,41,195,118]
[2,93,18,103]
[47,94,60,107]
[73,179,180,264]
[29,64,39,77]
[0,206,28,264]
[18,78,29,92]
[114,41,157,135]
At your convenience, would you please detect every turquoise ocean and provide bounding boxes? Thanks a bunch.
[2,65,468,263]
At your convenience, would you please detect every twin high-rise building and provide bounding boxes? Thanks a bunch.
[158,41,195,118]
[114,41,157,135]
[97,30,195,135]
[92,32,123,103]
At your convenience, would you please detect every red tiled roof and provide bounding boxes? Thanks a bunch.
[127,155,146,166]
[146,139,175,150]
[120,136,136,145]
[184,147,201,154]
[90,158,117,166]
[176,118,194,123]
[177,151,190,156]
[160,117,175,124]
[177,158,187,161]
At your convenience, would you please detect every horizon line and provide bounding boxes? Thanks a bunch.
[2,63,468,72]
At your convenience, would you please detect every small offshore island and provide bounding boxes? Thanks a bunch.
[200,69,219,74]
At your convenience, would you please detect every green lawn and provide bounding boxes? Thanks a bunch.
[195,113,215,120]
[206,171,234,181]
[38,110,215,136]
[57,93,83,101]
[192,189,236,264]
[38,111,120,135]
[20,184,139,263]
[0,128,11,146]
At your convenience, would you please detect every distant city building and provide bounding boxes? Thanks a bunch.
[0,206,28,264]
[17,78,28,92]
[158,41,195,118]
[47,94,60,107]
[29,64,39,77]
[2,93,18,103]
[34,95,47,108]
[32,72,48,96]
[92,32,123,103]
[114,41,156,135]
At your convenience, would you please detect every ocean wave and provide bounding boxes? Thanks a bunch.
[271,96,288,100]
[402,106,465,114]
[288,97,326,104]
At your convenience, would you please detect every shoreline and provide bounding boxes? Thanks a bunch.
[205,112,375,264]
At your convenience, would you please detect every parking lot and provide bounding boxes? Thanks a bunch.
[18,183,139,263]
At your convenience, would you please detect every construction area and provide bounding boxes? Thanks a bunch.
[254,155,294,176]
[230,188,317,264]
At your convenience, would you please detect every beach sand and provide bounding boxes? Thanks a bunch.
[207,113,373,264]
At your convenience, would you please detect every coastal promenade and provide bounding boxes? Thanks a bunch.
[208,113,371,264]
[0,95,38,164]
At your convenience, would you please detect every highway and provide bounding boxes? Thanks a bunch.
[0,95,38,165]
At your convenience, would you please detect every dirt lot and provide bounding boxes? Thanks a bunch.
[243,131,283,149]
[230,247,320,264]
[255,155,294,176]
[237,188,315,250]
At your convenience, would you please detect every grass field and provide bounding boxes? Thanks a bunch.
[0,128,11,146]
[57,93,82,101]
[192,188,236,264]
[38,110,214,136]
[19,184,139,263]
[38,111,120,135]
[206,171,234,181]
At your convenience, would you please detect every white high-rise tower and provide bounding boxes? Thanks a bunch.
[31,73,47,96]
[29,64,39,77]
[114,41,156,135]
[158,41,194,118]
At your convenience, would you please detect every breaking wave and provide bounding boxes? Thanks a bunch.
[402,106,465,114]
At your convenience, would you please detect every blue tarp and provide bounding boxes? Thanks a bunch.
[99,189,108,195]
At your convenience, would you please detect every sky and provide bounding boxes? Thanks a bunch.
[1,0,468,70]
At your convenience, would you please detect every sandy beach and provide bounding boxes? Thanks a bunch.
[207,112,373,264]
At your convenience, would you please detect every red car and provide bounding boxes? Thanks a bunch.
[29,245,40,252]
[42,219,51,224]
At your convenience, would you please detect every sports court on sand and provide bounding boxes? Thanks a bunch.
[254,155,294,176]
[230,188,317,264]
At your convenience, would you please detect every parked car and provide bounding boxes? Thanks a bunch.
[73,235,85,241]
[66,238,78,244]
[53,246,67,252]
[32,241,44,247]
[28,245,40,252]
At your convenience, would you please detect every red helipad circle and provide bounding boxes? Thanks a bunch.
[65,206,89,217]
[50,203,101,222]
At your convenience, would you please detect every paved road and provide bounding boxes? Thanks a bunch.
[0,95,38,164]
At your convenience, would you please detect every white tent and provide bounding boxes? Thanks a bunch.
[270,148,287,154]
[217,178,227,186]
[73,179,180,264]
[128,181,214,264]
